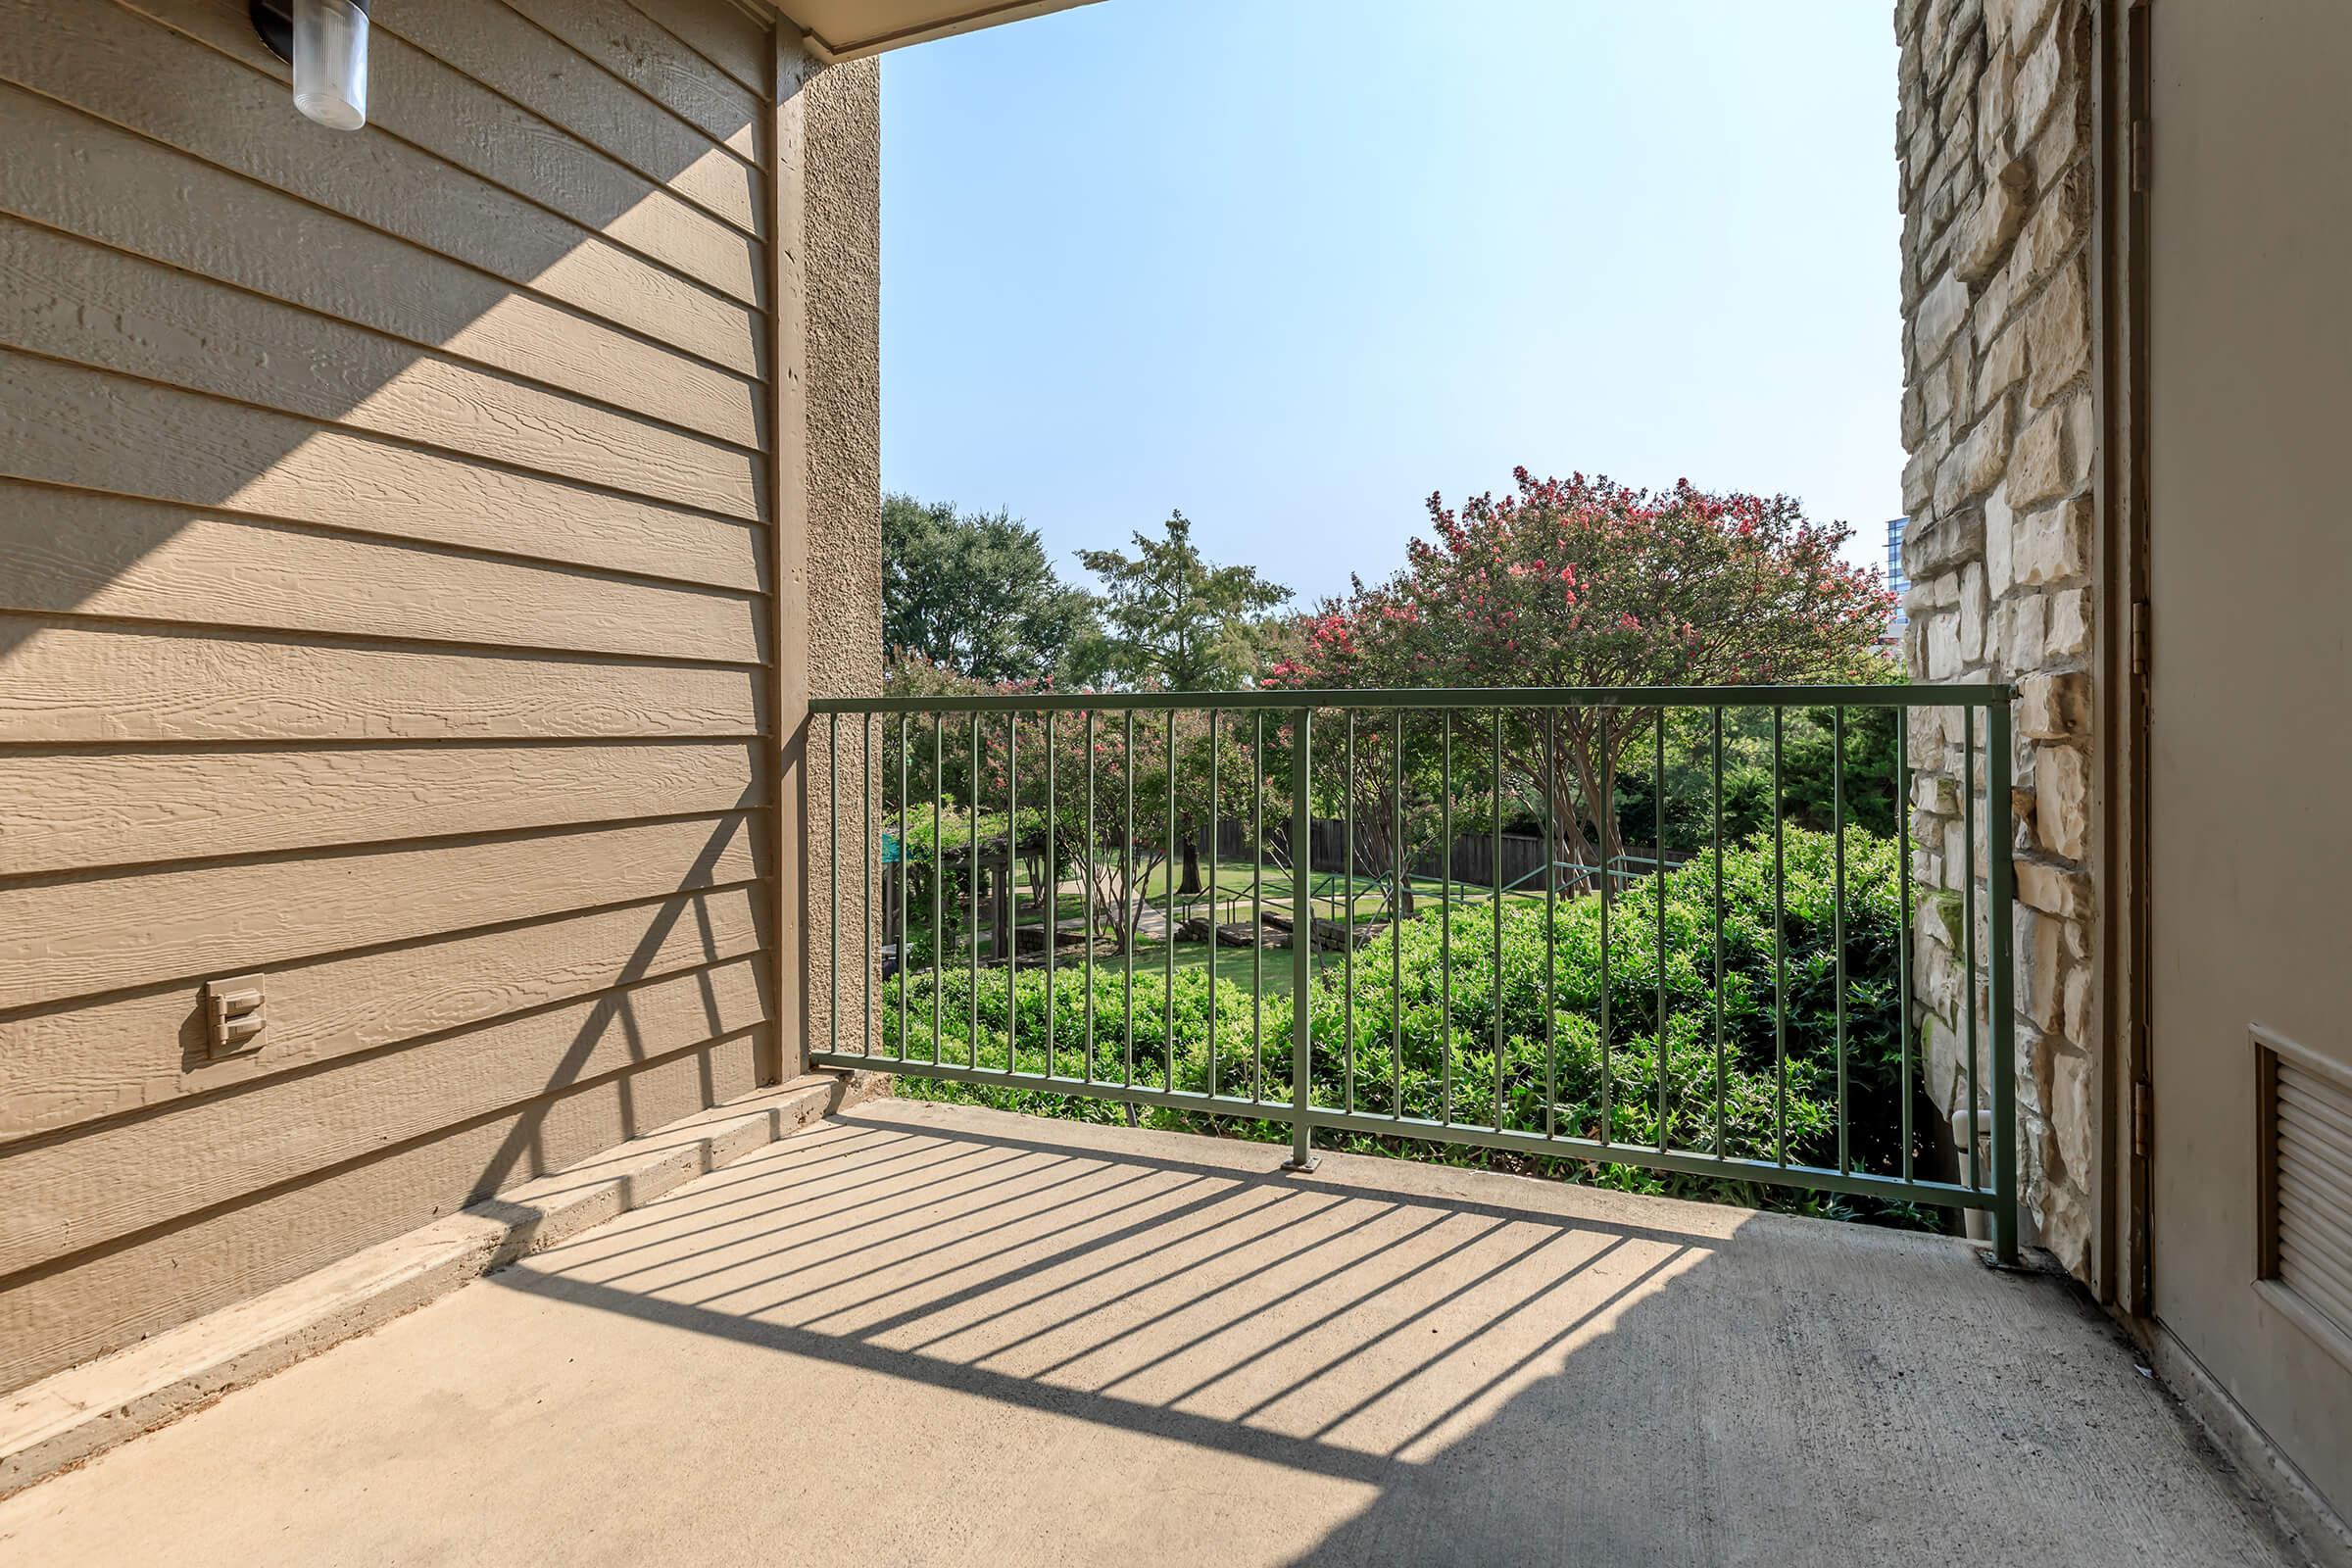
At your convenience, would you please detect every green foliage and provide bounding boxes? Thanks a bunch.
[882,825,1936,1225]
[1613,699,1905,854]
[1076,511,1293,690]
[883,494,1097,683]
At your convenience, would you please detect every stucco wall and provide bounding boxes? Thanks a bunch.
[798,53,885,1062]
[1893,0,2098,1273]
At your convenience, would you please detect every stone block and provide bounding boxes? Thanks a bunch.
[2018,670,2089,738]
[1948,329,1976,414]
[2007,403,2071,508]
[2047,588,2090,655]
[1958,563,1988,662]
[1910,120,1939,187]
[2039,1166,2091,1275]
[1935,404,2012,514]
[2028,75,2082,182]
[1902,446,1936,515]
[1984,485,2016,594]
[2012,17,2067,148]
[2012,781,2039,848]
[1972,252,2020,353]
[2047,1039,2093,1182]
[1954,159,2033,282]
[2063,391,2095,488]
[1931,571,1965,610]
[2034,743,2089,858]
[1934,3,1986,96]
[1921,0,1950,75]
[2014,857,2090,918]
[1907,509,1987,577]
[2018,906,2066,1031]
[1912,270,1971,367]
[2009,0,2062,45]
[1977,319,2028,415]
[2002,589,2047,671]
[2025,261,2089,405]
[1926,612,1965,679]
[1902,382,1926,451]
[2011,159,2088,289]
[1914,773,1963,815]
[2014,494,2089,584]
[1925,360,1956,430]
[1976,46,2014,167]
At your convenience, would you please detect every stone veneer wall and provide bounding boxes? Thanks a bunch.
[1894,0,2098,1274]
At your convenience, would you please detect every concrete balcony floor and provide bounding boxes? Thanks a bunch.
[0,1100,2298,1567]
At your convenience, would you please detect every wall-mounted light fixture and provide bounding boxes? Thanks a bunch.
[250,0,369,131]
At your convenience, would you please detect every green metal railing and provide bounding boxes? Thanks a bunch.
[810,685,2020,1262]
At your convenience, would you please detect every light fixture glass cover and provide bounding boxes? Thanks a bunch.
[292,0,368,130]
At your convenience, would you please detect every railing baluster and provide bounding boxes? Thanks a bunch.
[1085,709,1097,1086]
[1712,706,1726,1157]
[865,713,875,1059]
[969,713,981,1070]
[1165,710,1177,1094]
[1441,710,1453,1126]
[898,715,909,1062]
[1492,708,1504,1134]
[1346,710,1357,1118]
[1045,710,1056,1078]
[1655,709,1668,1154]
[932,712,944,1068]
[1899,707,1914,1185]
[1207,709,1219,1102]
[1544,706,1558,1143]
[1125,710,1137,1091]
[829,710,839,1062]
[1987,698,2021,1264]
[1773,707,1786,1167]
[1254,711,1265,1104]
[1284,708,1317,1172]
[1005,713,1017,1075]
[1965,708,1980,1191]
[1834,706,1848,1175]
[1392,710,1404,1122]
[1599,706,1612,1149]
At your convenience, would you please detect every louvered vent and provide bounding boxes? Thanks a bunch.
[2260,1026,2352,1356]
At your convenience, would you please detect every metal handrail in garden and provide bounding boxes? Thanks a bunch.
[809,685,2020,1262]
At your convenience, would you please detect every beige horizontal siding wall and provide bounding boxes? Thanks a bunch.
[0,0,861,1394]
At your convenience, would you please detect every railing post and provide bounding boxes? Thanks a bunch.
[1986,694,2021,1264]
[1284,707,1319,1172]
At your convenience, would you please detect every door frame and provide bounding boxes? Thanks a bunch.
[2090,0,2154,1318]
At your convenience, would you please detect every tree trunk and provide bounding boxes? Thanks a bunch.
[1177,837,1202,896]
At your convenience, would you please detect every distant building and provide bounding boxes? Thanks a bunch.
[1885,517,1909,634]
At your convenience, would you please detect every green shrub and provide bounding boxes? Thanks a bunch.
[882,825,1936,1226]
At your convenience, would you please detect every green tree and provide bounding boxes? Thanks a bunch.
[882,494,1096,683]
[1076,511,1292,691]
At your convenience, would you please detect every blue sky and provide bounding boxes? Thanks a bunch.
[880,0,1903,608]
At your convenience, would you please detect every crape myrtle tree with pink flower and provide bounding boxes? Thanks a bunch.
[1266,469,1897,899]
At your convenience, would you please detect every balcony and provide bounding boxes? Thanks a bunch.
[0,1097,2293,1564]
[0,685,2302,1563]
